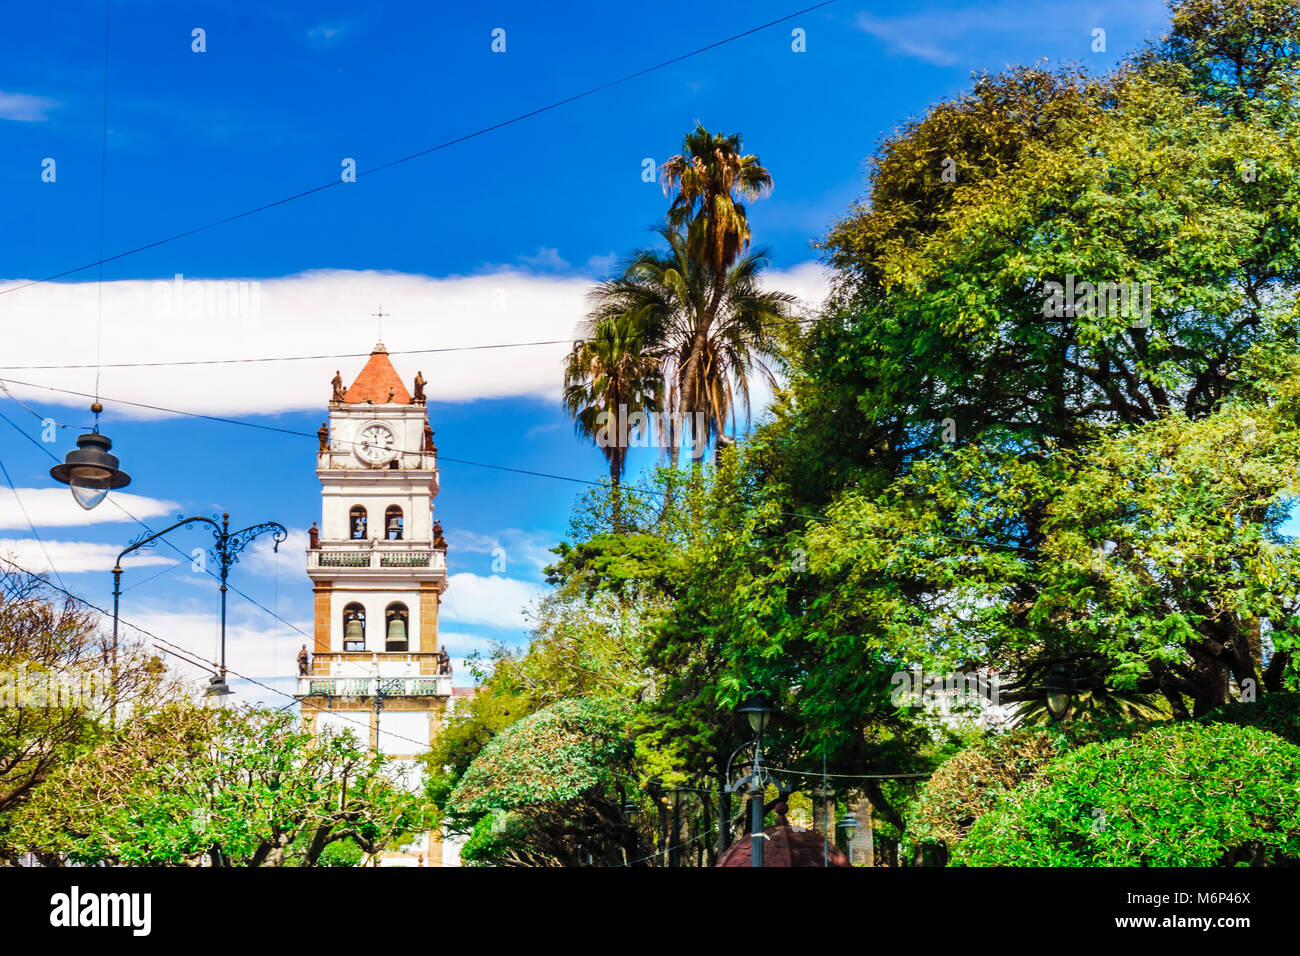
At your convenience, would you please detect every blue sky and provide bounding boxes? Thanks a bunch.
[1,0,1184,704]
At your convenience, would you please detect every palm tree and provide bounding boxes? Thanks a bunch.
[581,225,795,467]
[563,307,663,526]
[659,127,774,458]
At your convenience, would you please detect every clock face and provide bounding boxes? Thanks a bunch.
[357,424,396,463]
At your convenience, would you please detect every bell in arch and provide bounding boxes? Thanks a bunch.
[387,516,402,539]
[344,618,364,643]
[386,617,408,649]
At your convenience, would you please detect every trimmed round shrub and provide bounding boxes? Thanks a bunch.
[955,722,1300,866]
[448,697,630,815]
[909,714,1144,854]
[909,727,1063,850]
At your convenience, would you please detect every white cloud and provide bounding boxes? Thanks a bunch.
[435,630,503,657]
[307,24,345,42]
[123,601,310,687]
[240,528,310,576]
[0,487,180,530]
[0,539,175,575]
[583,252,618,276]
[517,247,570,271]
[0,91,58,122]
[444,527,556,575]
[440,572,544,630]
[855,1,1169,67]
[857,14,961,66]
[0,265,829,422]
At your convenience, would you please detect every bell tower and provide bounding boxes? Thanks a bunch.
[297,341,450,865]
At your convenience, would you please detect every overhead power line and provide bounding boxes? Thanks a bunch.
[0,339,573,371]
[0,381,1038,554]
[0,375,611,488]
[0,0,839,301]
[0,403,316,642]
[0,553,433,753]
[0,315,824,372]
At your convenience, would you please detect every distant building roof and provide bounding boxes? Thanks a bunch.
[716,826,851,867]
[343,343,412,405]
[452,686,479,698]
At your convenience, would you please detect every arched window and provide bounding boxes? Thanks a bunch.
[343,603,366,651]
[384,602,409,652]
[349,505,367,540]
[385,505,404,540]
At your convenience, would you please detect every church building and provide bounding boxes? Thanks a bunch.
[296,341,453,865]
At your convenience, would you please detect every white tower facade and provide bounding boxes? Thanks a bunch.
[298,342,451,865]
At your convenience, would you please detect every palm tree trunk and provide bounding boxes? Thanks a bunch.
[610,454,622,532]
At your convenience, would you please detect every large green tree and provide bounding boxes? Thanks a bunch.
[13,704,427,866]
[599,0,1300,849]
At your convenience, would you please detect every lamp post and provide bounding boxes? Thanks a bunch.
[727,692,779,868]
[1038,664,1078,723]
[112,512,287,704]
[622,800,639,866]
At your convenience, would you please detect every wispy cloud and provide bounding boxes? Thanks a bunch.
[517,247,570,271]
[582,252,619,276]
[855,0,1170,68]
[0,91,58,122]
[306,23,349,45]
[0,266,830,420]
[441,572,545,630]
[0,488,180,530]
[0,538,175,575]
[445,528,557,576]
[857,14,962,66]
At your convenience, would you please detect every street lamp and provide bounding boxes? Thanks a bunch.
[726,692,783,868]
[49,407,131,511]
[112,512,287,706]
[205,672,233,700]
[1039,665,1078,722]
[838,812,859,862]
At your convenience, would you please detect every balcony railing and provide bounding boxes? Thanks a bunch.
[319,552,371,567]
[309,549,445,571]
[298,675,452,699]
[381,552,430,567]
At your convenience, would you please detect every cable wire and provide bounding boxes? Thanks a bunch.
[0,1,838,300]
[0,553,432,752]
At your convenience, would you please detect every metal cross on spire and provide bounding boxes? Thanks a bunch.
[371,306,389,343]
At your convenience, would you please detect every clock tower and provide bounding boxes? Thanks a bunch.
[297,341,451,865]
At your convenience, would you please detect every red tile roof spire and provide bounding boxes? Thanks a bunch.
[342,342,412,404]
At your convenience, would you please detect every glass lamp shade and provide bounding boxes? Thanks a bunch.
[205,673,233,706]
[839,812,859,842]
[1039,666,1077,721]
[70,482,110,511]
[50,432,130,511]
[1045,690,1071,720]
